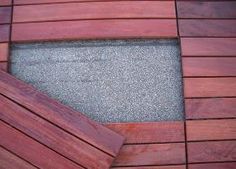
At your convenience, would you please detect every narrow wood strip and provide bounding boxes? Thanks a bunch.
[0,120,83,169]
[112,143,186,167]
[0,24,10,42]
[182,57,236,77]
[0,95,114,169]
[112,165,186,169]
[12,19,177,42]
[0,43,8,62]
[186,119,236,141]
[177,1,236,19]
[0,147,37,169]
[185,98,236,119]
[189,162,236,169]
[0,62,7,71]
[105,122,185,144]
[179,20,236,37]
[0,7,11,24]
[188,141,236,163]
[181,38,236,57]
[0,70,124,157]
[13,1,175,23]
[184,78,236,98]
[0,0,11,6]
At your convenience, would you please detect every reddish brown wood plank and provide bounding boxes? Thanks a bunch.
[112,143,185,167]
[0,147,37,169]
[0,120,83,169]
[181,38,236,57]
[182,57,236,77]
[112,165,186,169]
[0,62,7,71]
[12,19,177,42]
[0,0,11,6]
[184,78,236,98]
[188,141,236,163]
[0,24,10,42]
[0,94,114,169]
[179,20,236,37]
[105,122,185,144]
[185,98,236,119]
[186,119,236,141]
[13,1,175,23]
[177,1,236,19]
[0,7,11,24]
[189,162,236,169]
[0,71,124,157]
[0,43,8,61]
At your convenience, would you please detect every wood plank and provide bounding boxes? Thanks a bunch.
[13,1,175,23]
[105,122,185,144]
[189,162,236,169]
[184,78,236,98]
[0,62,7,71]
[0,43,8,61]
[181,38,236,57]
[0,120,83,169]
[112,165,186,169]
[188,141,236,163]
[0,147,37,169]
[12,19,177,42]
[0,24,10,42]
[0,71,124,157]
[112,143,186,167]
[177,1,236,19]
[0,94,114,169]
[0,7,11,24]
[185,98,236,119]
[182,57,236,77]
[179,20,236,37]
[186,119,236,141]
[0,0,11,6]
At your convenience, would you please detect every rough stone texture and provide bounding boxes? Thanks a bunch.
[10,39,184,122]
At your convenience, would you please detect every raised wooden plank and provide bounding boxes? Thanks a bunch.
[189,162,236,169]
[0,24,10,42]
[0,0,11,6]
[0,71,124,157]
[0,147,37,169]
[177,1,236,19]
[0,62,7,71]
[182,57,236,77]
[0,43,8,61]
[12,19,177,42]
[179,20,236,37]
[105,122,185,144]
[0,120,83,169]
[112,143,185,167]
[13,1,175,23]
[186,119,236,141]
[188,141,236,163]
[112,165,186,169]
[0,94,114,169]
[181,38,236,57]
[0,7,11,24]
[184,78,236,98]
[185,98,236,119]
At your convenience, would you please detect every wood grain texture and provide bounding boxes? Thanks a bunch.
[182,57,236,77]
[0,0,11,6]
[105,122,185,144]
[179,20,236,37]
[13,1,175,23]
[186,119,236,141]
[188,141,236,163]
[112,143,186,167]
[177,1,236,19]
[0,62,7,71]
[189,162,236,169]
[181,38,236,57]
[0,147,37,169]
[0,7,11,24]
[12,19,177,42]
[0,43,8,61]
[0,95,114,169]
[0,70,124,157]
[185,98,236,119]
[0,120,83,169]
[0,24,10,42]
[184,78,236,98]
[112,165,186,169]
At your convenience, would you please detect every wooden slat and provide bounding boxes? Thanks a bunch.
[13,1,175,23]
[181,38,236,57]
[185,98,236,119]
[0,7,11,24]
[186,119,236,141]
[105,122,185,144]
[0,0,11,6]
[0,147,37,169]
[0,24,10,42]
[0,94,114,169]
[112,165,186,169]
[184,78,236,98]
[0,120,83,169]
[188,141,236,163]
[12,19,177,42]
[189,162,236,169]
[0,43,8,62]
[177,1,236,19]
[179,20,236,37]
[0,71,124,157]
[0,62,7,71]
[112,143,186,167]
[182,57,236,77]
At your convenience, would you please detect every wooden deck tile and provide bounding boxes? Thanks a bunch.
[0,7,11,24]
[112,166,186,169]
[189,162,236,169]
[0,24,10,42]
[0,0,11,6]
[0,43,8,62]
[0,62,7,72]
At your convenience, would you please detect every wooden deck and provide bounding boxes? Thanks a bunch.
[0,0,236,169]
